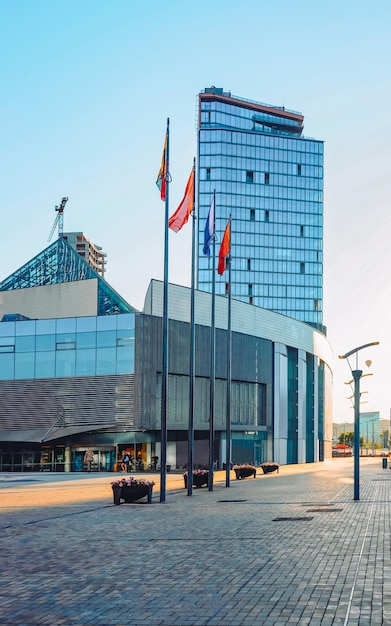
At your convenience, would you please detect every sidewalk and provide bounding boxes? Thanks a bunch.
[0,457,389,625]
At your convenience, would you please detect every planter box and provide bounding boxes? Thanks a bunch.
[260,464,279,474]
[112,485,153,505]
[234,467,256,480]
[183,473,209,489]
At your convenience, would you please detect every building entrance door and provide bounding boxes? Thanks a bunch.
[73,447,116,472]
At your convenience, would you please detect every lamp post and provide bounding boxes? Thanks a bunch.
[339,341,379,501]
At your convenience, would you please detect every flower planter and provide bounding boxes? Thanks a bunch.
[183,472,209,489]
[260,463,279,474]
[112,484,153,505]
[234,467,256,480]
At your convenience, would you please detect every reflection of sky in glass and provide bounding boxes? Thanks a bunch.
[0,313,135,380]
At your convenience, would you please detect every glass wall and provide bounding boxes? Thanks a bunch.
[197,92,324,329]
[0,313,135,380]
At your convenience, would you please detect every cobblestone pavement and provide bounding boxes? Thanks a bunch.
[0,457,390,625]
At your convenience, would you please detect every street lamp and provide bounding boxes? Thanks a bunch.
[339,341,379,501]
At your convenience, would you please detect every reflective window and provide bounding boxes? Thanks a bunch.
[56,341,76,350]
[36,319,56,335]
[15,321,36,336]
[56,350,76,377]
[0,322,16,336]
[117,330,134,348]
[97,316,116,331]
[56,333,76,344]
[0,343,14,353]
[36,335,56,351]
[0,314,137,380]
[117,345,134,374]
[77,317,97,332]
[36,352,55,378]
[96,347,116,374]
[77,332,96,349]
[0,353,14,379]
[15,353,35,379]
[56,318,76,333]
[76,349,96,376]
[15,336,35,352]
[97,330,117,348]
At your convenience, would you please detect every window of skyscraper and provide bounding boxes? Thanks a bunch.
[250,209,255,221]
[246,171,254,183]
[264,173,270,184]
[56,341,76,350]
[0,344,14,353]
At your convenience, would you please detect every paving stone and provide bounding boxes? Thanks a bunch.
[0,457,390,624]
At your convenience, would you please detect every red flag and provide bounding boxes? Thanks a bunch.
[169,167,194,232]
[218,219,231,275]
[156,129,168,201]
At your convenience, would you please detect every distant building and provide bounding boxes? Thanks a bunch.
[333,413,390,450]
[197,87,324,330]
[62,232,107,277]
[360,411,381,451]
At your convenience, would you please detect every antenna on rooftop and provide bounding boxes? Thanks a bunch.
[48,196,68,242]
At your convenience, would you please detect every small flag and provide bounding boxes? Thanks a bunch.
[218,218,231,275]
[203,196,215,256]
[156,129,168,201]
[169,167,194,233]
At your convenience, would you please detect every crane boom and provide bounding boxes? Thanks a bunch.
[47,196,68,242]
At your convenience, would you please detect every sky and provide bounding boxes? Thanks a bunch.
[1,0,391,425]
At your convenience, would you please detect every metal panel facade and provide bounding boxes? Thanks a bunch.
[135,314,273,433]
[0,280,98,320]
[0,373,135,440]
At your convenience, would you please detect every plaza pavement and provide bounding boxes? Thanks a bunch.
[0,457,390,625]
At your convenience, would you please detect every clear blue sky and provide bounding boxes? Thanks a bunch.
[1,0,391,424]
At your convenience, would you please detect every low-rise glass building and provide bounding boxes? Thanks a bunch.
[0,239,333,471]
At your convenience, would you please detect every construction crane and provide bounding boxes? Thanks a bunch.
[47,196,68,242]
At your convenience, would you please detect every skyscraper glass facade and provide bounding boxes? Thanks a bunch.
[197,87,324,329]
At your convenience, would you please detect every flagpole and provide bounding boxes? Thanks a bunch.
[208,189,216,491]
[187,158,196,496]
[225,215,232,488]
[160,118,169,503]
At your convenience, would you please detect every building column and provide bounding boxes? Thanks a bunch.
[65,446,71,472]
[297,350,307,464]
[313,356,319,462]
[273,343,288,465]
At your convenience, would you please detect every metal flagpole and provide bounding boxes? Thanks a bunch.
[160,118,170,503]
[187,158,196,496]
[225,215,232,488]
[208,189,216,491]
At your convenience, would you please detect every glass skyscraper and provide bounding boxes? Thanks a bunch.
[197,87,324,330]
